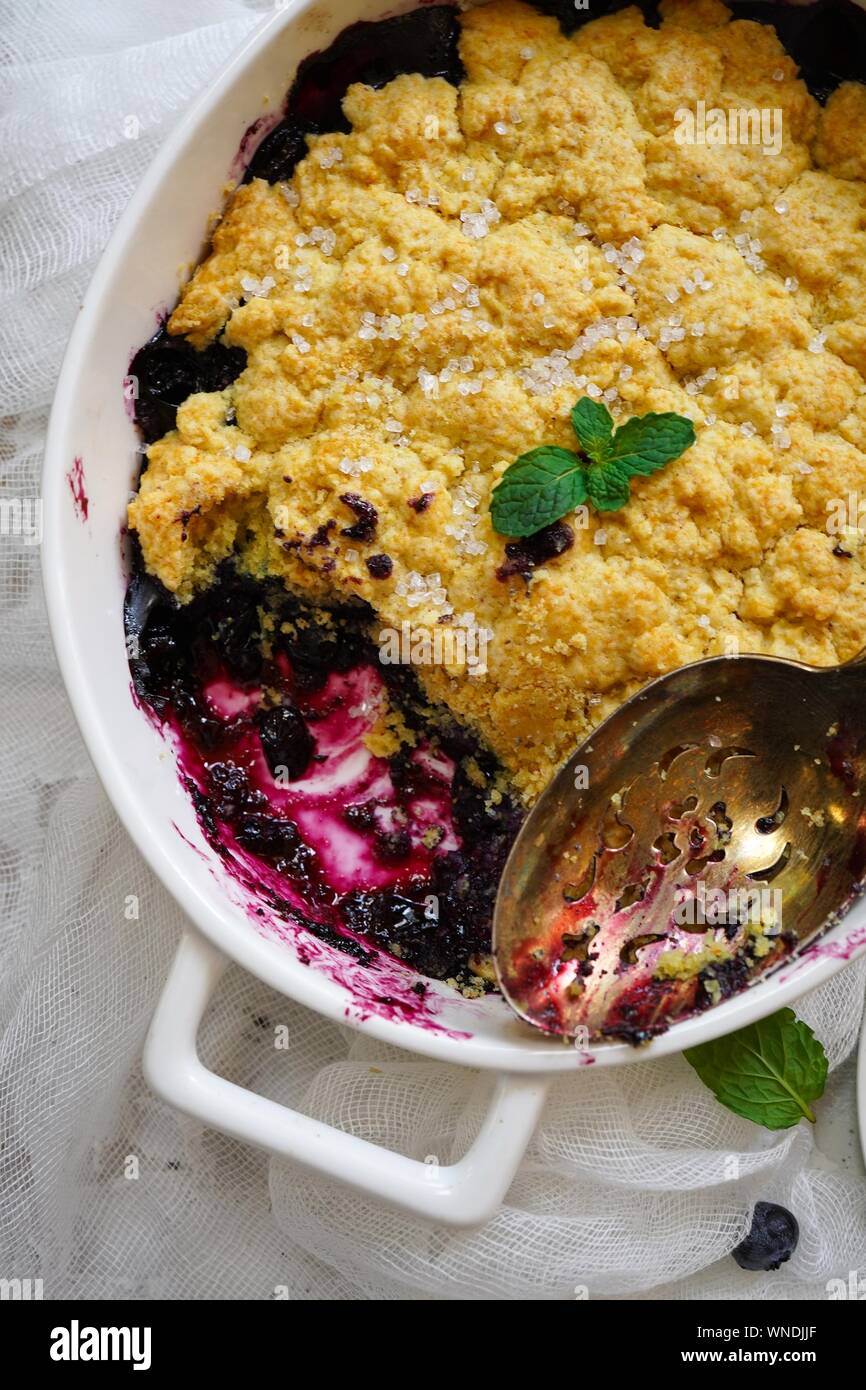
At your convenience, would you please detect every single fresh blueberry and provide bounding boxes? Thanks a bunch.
[732,1201,799,1272]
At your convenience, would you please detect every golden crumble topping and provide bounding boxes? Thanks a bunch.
[129,0,866,802]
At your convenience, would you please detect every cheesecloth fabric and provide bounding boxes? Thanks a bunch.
[2,0,865,1302]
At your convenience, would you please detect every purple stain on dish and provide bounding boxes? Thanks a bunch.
[802,921,866,962]
[171,821,210,862]
[67,456,89,521]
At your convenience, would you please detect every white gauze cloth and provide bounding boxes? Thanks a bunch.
[1,0,865,1302]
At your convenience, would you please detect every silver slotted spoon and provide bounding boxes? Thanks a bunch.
[493,652,866,1044]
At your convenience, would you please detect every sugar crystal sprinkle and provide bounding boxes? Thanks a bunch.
[317,146,343,169]
[240,273,275,298]
[338,456,374,477]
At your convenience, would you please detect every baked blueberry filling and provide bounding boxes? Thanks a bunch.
[728,0,866,102]
[533,0,866,98]
[125,558,522,986]
[130,333,246,445]
[243,5,465,185]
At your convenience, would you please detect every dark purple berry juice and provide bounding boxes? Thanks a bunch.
[125,564,522,986]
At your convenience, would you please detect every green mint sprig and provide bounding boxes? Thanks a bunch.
[490,397,696,537]
[684,1008,828,1130]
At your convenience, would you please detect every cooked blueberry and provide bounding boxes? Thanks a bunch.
[124,567,168,648]
[339,493,378,542]
[243,120,309,184]
[171,686,230,750]
[366,553,393,579]
[286,7,463,135]
[141,623,177,661]
[726,0,866,102]
[699,954,752,1006]
[388,748,434,800]
[434,717,480,762]
[408,492,435,513]
[130,330,246,443]
[732,1201,799,1272]
[374,827,412,862]
[280,611,372,689]
[206,762,251,819]
[194,571,265,681]
[256,702,315,781]
[341,890,446,974]
[496,521,574,581]
[345,801,379,832]
[236,816,317,881]
[235,813,303,858]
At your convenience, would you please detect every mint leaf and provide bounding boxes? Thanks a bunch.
[489,398,696,536]
[684,1008,828,1130]
[570,397,614,462]
[580,407,696,513]
[491,446,587,537]
[607,411,696,477]
[586,460,632,512]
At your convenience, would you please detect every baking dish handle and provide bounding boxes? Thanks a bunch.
[143,930,549,1227]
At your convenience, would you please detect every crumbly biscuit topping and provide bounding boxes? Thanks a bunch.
[130,0,866,801]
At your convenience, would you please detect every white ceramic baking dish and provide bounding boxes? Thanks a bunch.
[42,0,866,1226]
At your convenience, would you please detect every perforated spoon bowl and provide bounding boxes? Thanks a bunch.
[493,652,866,1045]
